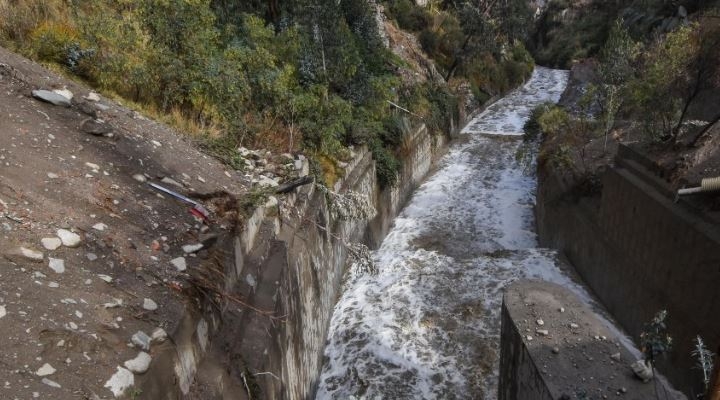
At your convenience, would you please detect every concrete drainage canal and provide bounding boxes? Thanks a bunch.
[315,67,655,399]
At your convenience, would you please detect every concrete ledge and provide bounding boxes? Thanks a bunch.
[499,280,662,400]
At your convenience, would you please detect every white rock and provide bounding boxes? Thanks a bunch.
[536,329,549,336]
[48,282,59,288]
[47,172,59,179]
[53,88,73,100]
[48,258,65,274]
[98,274,112,283]
[85,162,100,170]
[143,298,158,311]
[182,243,203,254]
[124,352,152,374]
[41,237,62,250]
[68,322,78,330]
[56,229,81,247]
[103,299,123,308]
[19,247,44,262]
[161,177,183,188]
[170,257,187,271]
[93,223,107,231]
[86,253,98,261]
[86,92,101,102]
[151,140,162,147]
[131,331,151,350]
[104,366,134,397]
[41,378,61,388]
[536,319,544,326]
[569,323,579,329]
[151,328,168,343]
[132,174,147,183]
[36,363,56,377]
[0,305,6,318]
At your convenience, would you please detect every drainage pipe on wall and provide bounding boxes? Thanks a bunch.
[677,177,720,196]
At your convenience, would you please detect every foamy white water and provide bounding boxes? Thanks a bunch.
[316,67,604,400]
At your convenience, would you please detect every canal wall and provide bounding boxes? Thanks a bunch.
[536,146,720,395]
[499,280,668,400]
[141,121,454,400]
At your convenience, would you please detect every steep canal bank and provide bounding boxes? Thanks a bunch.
[315,67,644,399]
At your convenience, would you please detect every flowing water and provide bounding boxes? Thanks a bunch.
[316,67,593,399]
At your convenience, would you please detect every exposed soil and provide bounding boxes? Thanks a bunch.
[0,46,249,399]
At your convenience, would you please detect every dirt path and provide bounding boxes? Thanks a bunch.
[0,47,248,399]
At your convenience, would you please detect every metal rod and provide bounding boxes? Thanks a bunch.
[147,182,199,206]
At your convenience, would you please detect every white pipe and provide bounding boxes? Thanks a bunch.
[677,177,720,196]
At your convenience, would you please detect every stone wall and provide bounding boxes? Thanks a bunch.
[536,150,720,395]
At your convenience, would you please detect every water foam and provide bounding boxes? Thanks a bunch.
[316,67,622,400]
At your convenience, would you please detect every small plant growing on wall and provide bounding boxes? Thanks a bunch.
[640,310,673,368]
[692,335,715,395]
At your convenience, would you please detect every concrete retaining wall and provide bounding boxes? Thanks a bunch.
[143,122,452,400]
[536,152,720,395]
[500,280,662,400]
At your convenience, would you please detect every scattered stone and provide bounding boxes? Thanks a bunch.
[18,247,44,262]
[124,352,152,374]
[104,366,134,397]
[552,347,560,354]
[36,363,56,377]
[98,274,113,283]
[75,101,98,118]
[161,177,183,188]
[536,329,549,336]
[32,90,71,107]
[620,387,627,394]
[80,118,113,136]
[47,172,59,179]
[142,298,158,311]
[132,174,147,183]
[48,282,59,288]
[75,310,83,318]
[41,237,62,250]
[0,305,6,319]
[151,328,168,343]
[92,223,107,231]
[631,360,653,382]
[103,299,123,309]
[86,253,98,261]
[86,92,101,102]
[526,335,533,341]
[610,352,621,362]
[131,331,151,350]
[56,229,81,247]
[182,243,203,254]
[53,88,73,100]
[48,258,65,274]
[569,323,579,329]
[41,378,62,388]
[536,319,544,326]
[85,162,100,171]
[68,322,78,330]
[151,140,162,147]
[170,257,187,271]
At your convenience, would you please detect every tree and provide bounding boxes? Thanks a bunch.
[596,19,639,152]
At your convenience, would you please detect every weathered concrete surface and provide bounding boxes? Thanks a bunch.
[536,150,720,395]
[500,280,668,400]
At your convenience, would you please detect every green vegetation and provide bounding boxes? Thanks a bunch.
[384,0,535,100]
[0,0,536,187]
